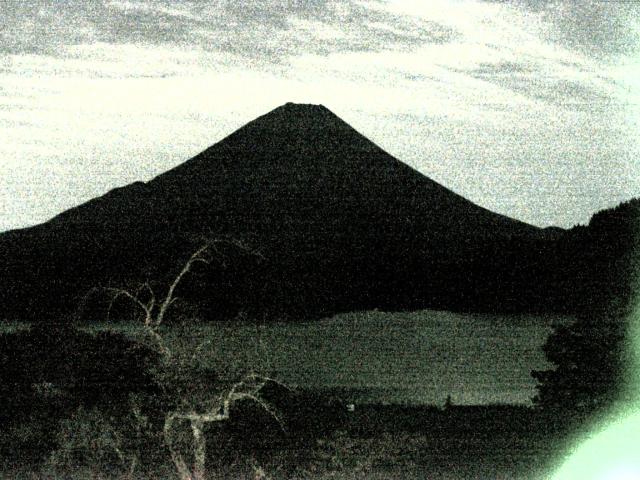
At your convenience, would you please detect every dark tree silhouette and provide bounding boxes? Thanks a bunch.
[531,306,628,417]
[531,199,639,420]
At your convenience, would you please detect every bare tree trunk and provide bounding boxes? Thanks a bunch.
[164,414,194,480]
[191,419,207,480]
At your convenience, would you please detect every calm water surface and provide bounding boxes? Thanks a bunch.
[176,309,569,405]
[3,309,569,405]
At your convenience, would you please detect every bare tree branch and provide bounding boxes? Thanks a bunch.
[81,240,283,480]
[104,287,153,324]
[156,244,210,326]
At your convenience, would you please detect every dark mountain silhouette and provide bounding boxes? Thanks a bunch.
[0,103,635,322]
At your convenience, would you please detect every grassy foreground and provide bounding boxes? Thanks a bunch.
[0,319,572,479]
[1,402,569,479]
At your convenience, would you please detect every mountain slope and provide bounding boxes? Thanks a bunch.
[0,103,559,322]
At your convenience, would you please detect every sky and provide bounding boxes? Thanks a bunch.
[1,0,639,231]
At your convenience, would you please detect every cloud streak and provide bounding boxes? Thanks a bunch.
[1,0,457,60]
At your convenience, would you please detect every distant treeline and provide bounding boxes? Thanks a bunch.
[0,198,637,324]
[445,197,639,315]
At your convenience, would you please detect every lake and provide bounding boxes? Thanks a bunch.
[140,309,569,406]
[2,309,569,406]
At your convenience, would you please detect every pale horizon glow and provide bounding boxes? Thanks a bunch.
[1,0,639,231]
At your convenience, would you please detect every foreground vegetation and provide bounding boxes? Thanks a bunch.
[1,237,632,479]
[0,315,625,479]
[0,389,571,479]
[0,317,582,479]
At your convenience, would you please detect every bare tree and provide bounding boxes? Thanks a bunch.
[86,240,286,480]
[164,372,288,480]
[103,243,212,357]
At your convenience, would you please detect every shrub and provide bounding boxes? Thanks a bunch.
[0,324,161,466]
